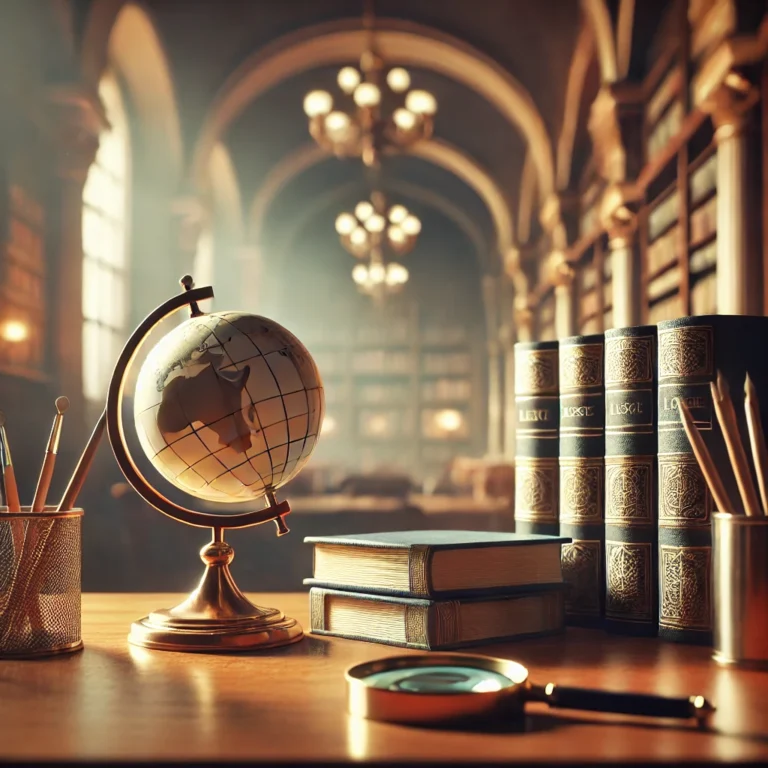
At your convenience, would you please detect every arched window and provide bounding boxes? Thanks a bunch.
[82,71,130,402]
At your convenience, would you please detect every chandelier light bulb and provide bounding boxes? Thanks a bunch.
[405,89,437,115]
[303,90,333,117]
[388,226,406,245]
[335,212,357,235]
[401,214,422,236]
[386,67,411,93]
[386,263,409,286]
[337,66,361,94]
[353,82,382,108]
[350,227,368,247]
[352,264,369,285]
[393,108,417,131]
[369,262,387,284]
[354,201,374,221]
[364,213,386,233]
[388,204,408,224]
[324,110,351,135]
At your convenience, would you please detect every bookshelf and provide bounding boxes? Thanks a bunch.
[537,288,556,341]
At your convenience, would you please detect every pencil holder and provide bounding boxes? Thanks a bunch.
[0,507,83,658]
[713,512,768,669]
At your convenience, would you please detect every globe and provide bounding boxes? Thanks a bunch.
[133,311,324,503]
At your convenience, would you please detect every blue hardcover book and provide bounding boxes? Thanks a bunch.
[304,530,569,599]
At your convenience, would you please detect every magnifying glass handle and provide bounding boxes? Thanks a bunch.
[532,683,714,723]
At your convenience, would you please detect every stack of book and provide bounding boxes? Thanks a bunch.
[304,531,568,650]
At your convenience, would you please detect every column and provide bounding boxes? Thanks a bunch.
[552,256,577,339]
[705,81,758,315]
[606,207,639,328]
[482,275,503,458]
[48,86,104,424]
[171,195,208,281]
[236,244,262,312]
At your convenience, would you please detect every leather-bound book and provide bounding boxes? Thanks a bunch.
[514,341,559,536]
[559,333,605,626]
[604,326,658,636]
[657,316,768,644]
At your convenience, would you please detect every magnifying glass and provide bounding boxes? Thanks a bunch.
[347,653,714,727]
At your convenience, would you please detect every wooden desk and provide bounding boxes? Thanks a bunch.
[1,593,767,763]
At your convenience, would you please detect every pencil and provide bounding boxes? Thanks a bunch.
[679,400,737,516]
[0,411,21,513]
[744,375,768,516]
[711,373,761,517]
[31,396,69,512]
[57,409,106,512]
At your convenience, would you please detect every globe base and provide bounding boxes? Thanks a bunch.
[127,528,304,652]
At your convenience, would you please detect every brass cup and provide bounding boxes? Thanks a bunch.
[713,512,768,669]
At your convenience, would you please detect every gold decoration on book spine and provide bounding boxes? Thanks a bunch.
[404,605,429,646]
[605,457,653,524]
[659,545,712,630]
[606,541,652,621]
[515,458,558,521]
[432,601,460,647]
[514,348,558,394]
[408,545,431,597]
[310,590,326,631]
[658,326,713,379]
[561,540,602,615]
[658,455,711,527]
[560,458,603,522]
[560,343,603,391]
[605,335,654,385]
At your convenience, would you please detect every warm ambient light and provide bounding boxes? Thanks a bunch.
[321,415,337,435]
[353,82,381,108]
[388,204,408,224]
[393,108,418,131]
[337,66,361,94]
[335,212,357,235]
[325,111,351,134]
[303,90,332,117]
[364,213,386,234]
[435,409,463,433]
[355,201,374,222]
[401,214,422,236]
[0,320,29,343]
[386,67,411,92]
[405,90,437,115]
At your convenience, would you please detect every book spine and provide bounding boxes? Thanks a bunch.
[408,545,432,598]
[604,326,658,636]
[657,322,715,644]
[514,341,559,536]
[559,334,605,627]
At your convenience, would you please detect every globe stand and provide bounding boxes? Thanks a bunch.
[129,524,303,652]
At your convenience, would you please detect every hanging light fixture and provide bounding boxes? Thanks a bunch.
[302,3,437,167]
[337,191,418,299]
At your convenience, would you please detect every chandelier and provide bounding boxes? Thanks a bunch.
[335,192,420,297]
[302,9,437,167]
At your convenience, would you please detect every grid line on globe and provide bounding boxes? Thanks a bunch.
[134,311,324,503]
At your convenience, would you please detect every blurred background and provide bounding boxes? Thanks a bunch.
[0,0,765,591]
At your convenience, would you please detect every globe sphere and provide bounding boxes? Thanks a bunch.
[133,311,324,503]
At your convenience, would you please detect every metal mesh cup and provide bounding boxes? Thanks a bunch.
[0,508,83,658]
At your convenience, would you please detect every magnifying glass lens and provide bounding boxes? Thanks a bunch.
[361,665,515,694]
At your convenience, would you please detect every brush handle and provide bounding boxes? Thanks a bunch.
[58,410,106,511]
[4,465,21,512]
[31,452,56,512]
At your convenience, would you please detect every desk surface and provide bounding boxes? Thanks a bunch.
[1,593,767,763]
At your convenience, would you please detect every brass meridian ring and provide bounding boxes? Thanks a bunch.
[105,285,290,530]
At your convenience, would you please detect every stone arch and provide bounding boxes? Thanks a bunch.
[581,0,619,83]
[191,18,555,202]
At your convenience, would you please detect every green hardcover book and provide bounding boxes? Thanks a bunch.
[513,341,560,536]
[604,325,658,636]
[309,587,565,650]
[657,316,768,644]
[304,530,569,599]
[559,333,605,627]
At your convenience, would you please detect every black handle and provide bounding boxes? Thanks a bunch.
[533,683,714,722]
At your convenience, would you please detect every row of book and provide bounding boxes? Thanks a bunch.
[514,315,768,644]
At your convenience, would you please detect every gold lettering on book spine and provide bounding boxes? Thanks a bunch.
[408,545,431,597]
[659,545,712,630]
[405,605,430,646]
[658,326,713,379]
[515,348,558,394]
[606,541,652,621]
[560,343,603,391]
[605,335,654,385]
[605,457,653,524]
[515,459,558,521]
[310,590,326,630]
[560,458,603,522]
[561,540,602,615]
[659,455,711,527]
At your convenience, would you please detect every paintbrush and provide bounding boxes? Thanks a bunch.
[711,372,761,517]
[679,401,737,515]
[0,411,21,513]
[57,409,106,512]
[744,375,768,516]
[31,396,70,512]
